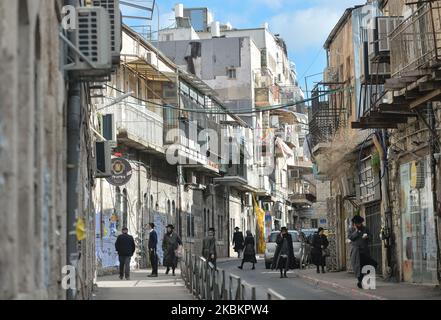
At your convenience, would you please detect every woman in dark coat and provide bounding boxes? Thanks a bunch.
[271,227,295,278]
[162,224,182,276]
[311,227,329,273]
[238,231,257,270]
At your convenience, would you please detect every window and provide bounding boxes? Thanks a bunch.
[122,189,128,229]
[227,68,236,79]
[115,187,122,229]
[163,33,173,41]
[311,219,318,229]
[167,200,171,216]
[204,209,207,236]
[217,215,224,240]
[187,214,195,238]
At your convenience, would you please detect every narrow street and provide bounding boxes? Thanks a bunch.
[3,0,441,306]
[215,258,354,300]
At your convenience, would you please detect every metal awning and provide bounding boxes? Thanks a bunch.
[121,54,174,82]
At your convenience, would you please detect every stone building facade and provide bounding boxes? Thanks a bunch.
[0,0,97,299]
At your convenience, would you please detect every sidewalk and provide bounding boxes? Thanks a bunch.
[296,268,441,300]
[93,268,194,300]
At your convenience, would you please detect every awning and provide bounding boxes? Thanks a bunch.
[275,137,294,158]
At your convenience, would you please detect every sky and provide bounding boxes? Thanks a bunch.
[121,0,363,95]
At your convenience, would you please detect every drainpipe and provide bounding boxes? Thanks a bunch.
[377,130,397,281]
[65,0,81,300]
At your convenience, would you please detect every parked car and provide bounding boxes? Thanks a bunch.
[264,230,301,269]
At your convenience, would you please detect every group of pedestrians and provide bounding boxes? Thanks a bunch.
[115,215,377,289]
[304,215,378,289]
[114,223,182,280]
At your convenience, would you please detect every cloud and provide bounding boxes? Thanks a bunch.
[268,1,360,53]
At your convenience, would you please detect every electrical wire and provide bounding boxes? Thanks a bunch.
[102,83,352,115]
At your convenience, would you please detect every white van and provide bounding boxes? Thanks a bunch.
[264,230,301,269]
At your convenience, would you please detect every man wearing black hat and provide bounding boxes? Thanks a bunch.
[271,227,295,278]
[203,227,217,267]
[232,227,244,258]
[349,215,377,288]
[147,223,158,277]
[115,227,136,280]
[162,224,182,276]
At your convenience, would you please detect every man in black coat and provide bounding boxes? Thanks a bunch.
[311,227,329,273]
[147,223,158,277]
[115,227,136,280]
[349,215,378,288]
[232,227,245,258]
[271,227,295,278]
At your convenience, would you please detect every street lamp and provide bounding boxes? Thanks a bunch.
[303,72,323,108]
[97,92,134,111]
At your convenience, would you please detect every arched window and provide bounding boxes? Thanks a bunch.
[204,209,207,236]
[115,187,121,230]
[167,200,171,216]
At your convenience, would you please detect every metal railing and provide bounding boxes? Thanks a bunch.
[390,1,441,77]
[107,100,164,148]
[181,252,285,300]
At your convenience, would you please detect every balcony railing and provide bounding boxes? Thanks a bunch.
[289,179,317,204]
[390,2,441,77]
[309,84,348,149]
[107,101,164,150]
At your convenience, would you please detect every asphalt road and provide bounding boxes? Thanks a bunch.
[217,258,356,300]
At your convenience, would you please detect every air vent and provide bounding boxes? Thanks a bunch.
[92,0,122,66]
[67,7,112,79]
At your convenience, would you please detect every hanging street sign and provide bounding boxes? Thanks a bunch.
[106,158,133,186]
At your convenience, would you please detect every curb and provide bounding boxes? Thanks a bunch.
[296,273,388,300]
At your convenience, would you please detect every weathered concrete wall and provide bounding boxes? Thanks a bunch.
[0,0,96,300]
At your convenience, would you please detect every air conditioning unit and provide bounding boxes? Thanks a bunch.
[67,7,112,78]
[361,41,391,79]
[92,0,122,67]
[290,169,300,179]
[370,16,403,58]
[324,67,338,83]
[95,141,112,177]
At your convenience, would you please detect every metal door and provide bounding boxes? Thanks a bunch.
[365,202,382,275]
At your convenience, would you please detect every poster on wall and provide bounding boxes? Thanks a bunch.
[95,210,120,268]
[399,157,438,284]
[154,213,167,265]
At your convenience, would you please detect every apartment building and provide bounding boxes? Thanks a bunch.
[156,4,310,249]
[309,0,441,284]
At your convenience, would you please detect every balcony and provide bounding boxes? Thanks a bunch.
[275,125,297,148]
[255,86,279,107]
[308,84,348,154]
[214,164,259,192]
[270,180,289,202]
[289,180,317,206]
[107,101,165,154]
[384,1,441,109]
